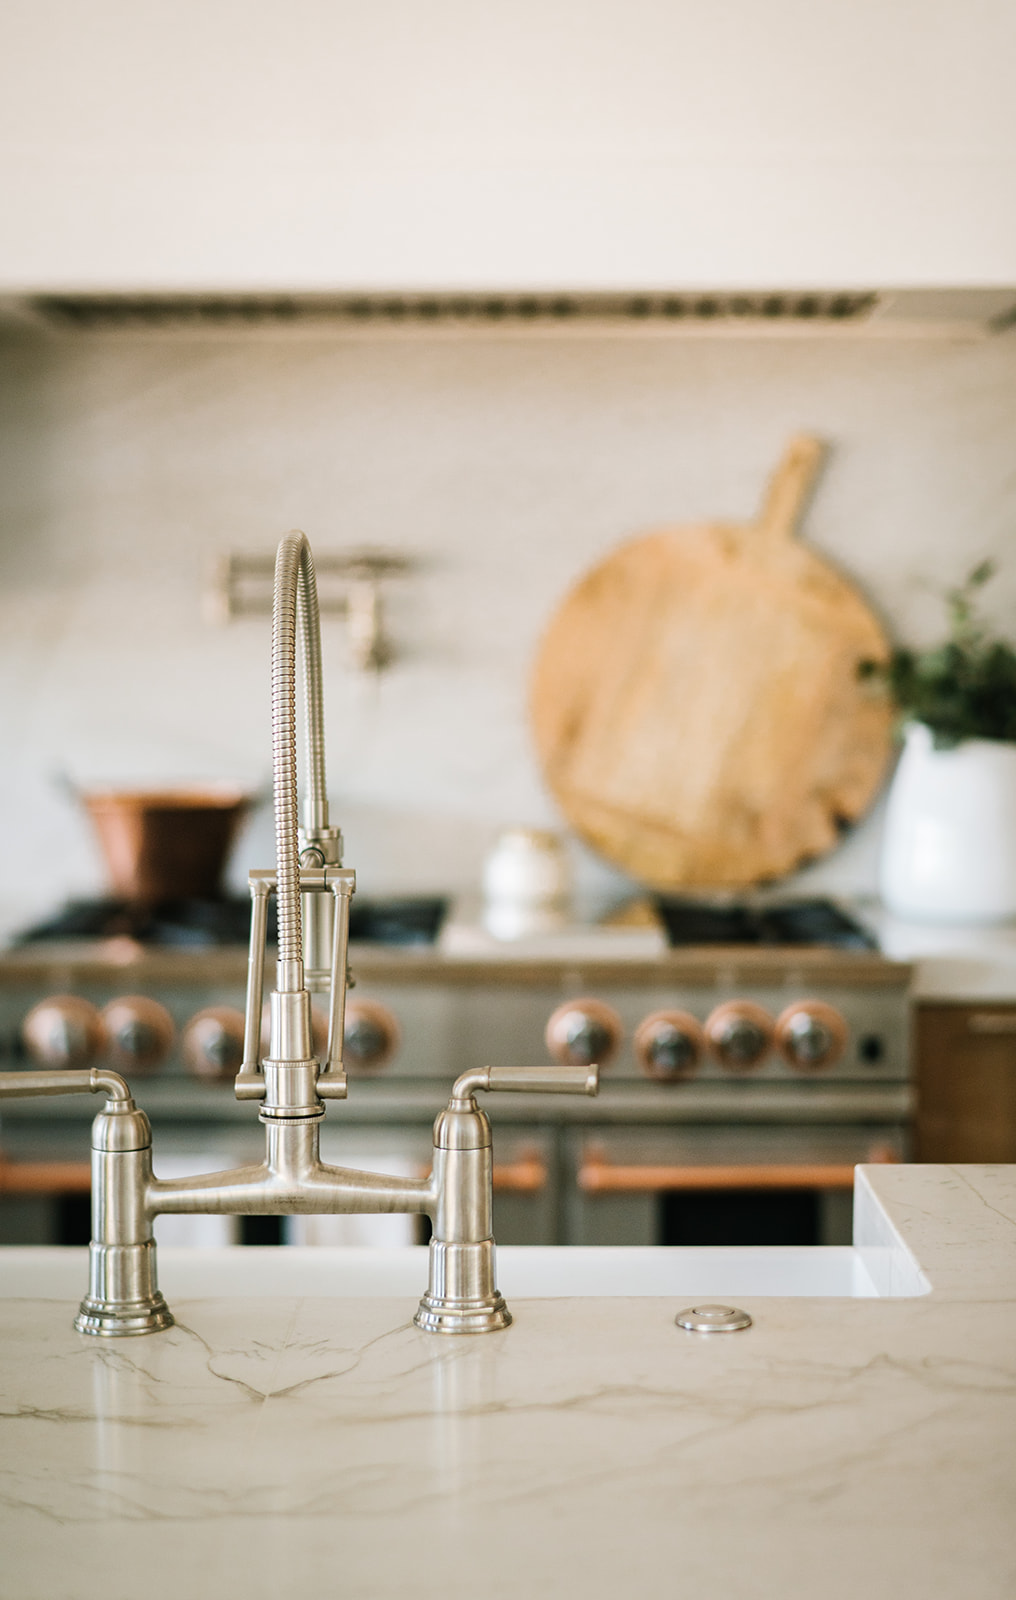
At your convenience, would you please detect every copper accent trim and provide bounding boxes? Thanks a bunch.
[577,1148,899,1193]
[492,1153,548,1194]
[544,997,623,1068]
[21,995,107,1070]
[774,999,849,1072]
[633,1008,705,1082]
[102,995,176,1073]
[0,1157,92,1194]
[704,1000,773,1072]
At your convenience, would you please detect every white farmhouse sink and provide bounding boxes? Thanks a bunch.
[0,1241,925,1301]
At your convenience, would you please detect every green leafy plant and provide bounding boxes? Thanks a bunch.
[860,560,1016,749]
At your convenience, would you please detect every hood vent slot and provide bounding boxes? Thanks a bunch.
[29,289,880,332]
[15,288,1012,337]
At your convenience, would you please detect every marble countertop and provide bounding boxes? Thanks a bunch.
[1,1164,1015,1600]
[865,907,1016,1002]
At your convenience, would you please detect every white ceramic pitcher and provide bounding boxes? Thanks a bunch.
[880,721,1016,922]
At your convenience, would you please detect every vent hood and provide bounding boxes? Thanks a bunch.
[3,288,1015,340]
[3,4,1016,307]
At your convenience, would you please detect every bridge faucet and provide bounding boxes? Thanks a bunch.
[0,532,598,1335]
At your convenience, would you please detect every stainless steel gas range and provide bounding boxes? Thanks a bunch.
[0,897,912,1249]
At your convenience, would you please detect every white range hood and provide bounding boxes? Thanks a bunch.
[1,2,1015,306]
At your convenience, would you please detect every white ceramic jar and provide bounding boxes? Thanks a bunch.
[482,827,572,940]
[879,721,1016,922]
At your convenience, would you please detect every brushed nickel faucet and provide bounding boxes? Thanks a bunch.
[0,531,598,1335]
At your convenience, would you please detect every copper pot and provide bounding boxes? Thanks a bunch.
[80,785,252,903]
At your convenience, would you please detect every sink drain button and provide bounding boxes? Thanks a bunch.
[675,1304,752,1333]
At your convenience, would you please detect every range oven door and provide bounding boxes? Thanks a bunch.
[562,1123,908,1247]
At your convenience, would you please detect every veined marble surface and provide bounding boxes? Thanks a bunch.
[1,1165,1015,1600]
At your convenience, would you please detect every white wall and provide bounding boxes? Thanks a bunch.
[2,1,1016,289]
[1,324,1015,930]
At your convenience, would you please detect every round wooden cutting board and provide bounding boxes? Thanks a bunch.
[529,436,894,890]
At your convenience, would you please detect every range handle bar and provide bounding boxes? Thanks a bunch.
[491,1152,547,1194]
[968,1012,1016,1035]
[578,1148,898,1194]
[0,1155,550,1198]
[0,1157,92,1195]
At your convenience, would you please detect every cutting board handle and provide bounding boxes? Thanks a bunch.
[757,433,826,539]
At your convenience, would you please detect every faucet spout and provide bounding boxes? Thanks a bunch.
[234,530,353,1114]
[271,530,329,997]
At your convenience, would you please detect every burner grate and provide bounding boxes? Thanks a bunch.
[12,895,449,949]
[653,897,877,950]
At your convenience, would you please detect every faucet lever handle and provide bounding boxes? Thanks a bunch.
[0,1067,133,1103]
[488,1064,599,1095]
[453,1064,599,1101]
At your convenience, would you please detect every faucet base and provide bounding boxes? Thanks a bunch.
[413,1291,512,1335]
[414,1237,512,1332]
[74,1238,174,1336]
[74,1294,175,1338]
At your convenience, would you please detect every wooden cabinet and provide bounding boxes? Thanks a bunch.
[916,1003,1016,1162]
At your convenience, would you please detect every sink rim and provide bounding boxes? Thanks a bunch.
[0,1241,918,1300]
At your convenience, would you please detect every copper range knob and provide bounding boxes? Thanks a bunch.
[634,1009,705,1083]
[21,995,106,1069]
[705,1001,773,1072]
[182,1006,246,1082]
[101,996,175,1074]
[343,999,400,1074]
[545,998,622,1069]
[775,1000,848,1072]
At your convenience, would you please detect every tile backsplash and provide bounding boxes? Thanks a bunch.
[2,327,1014,929]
